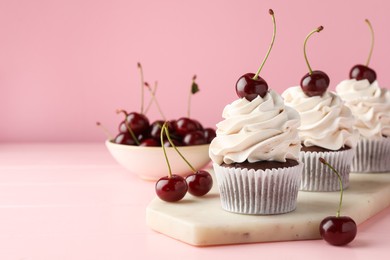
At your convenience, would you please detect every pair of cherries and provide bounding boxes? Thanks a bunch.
[155,123,213,202]
[236,11,376,101]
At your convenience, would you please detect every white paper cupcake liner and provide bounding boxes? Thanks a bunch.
[299,149,355,192]
[213,162,302,215]
[351,138,390,173]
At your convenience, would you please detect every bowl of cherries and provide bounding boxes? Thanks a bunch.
[100,65,215,181]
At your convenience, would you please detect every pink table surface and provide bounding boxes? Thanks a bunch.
[0,143,389,260]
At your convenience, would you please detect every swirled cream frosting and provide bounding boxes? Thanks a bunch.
[336,79,390,139]
[282,86,358,150]
[209,90,301,165]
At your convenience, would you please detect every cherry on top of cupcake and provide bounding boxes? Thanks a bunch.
[300,26,330,97]
[235,9,276,102]
[349,19,377,84]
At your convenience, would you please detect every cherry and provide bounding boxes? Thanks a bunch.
[320,216,357,246]
[236,73,268,101]
[319,158,357,246]
[163,139,183,147]
[349,19,377,83]
[149,120,165,139]
[140,138,159,147]
[300,26,329,97]
[193,119,204,131]
[183,130,207,146]
[186,170,213,196]
[156,122,189,202]
[113,132,136,145]
[175,117,198,136]
[203,128,216,143]
[118,110,150,136]
[349,65,376,84]
[235,9,276,101]
[300,70,330,97]
[155,175,188,202]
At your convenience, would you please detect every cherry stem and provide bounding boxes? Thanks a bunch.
[303,26,323,75]
[161,122,172,178]
[319,157,343,218]
[145,81,166,120]
[116,109,140,145]
[137,62,145,114]
[163,122,196,173]
[96,121,113,141]
[365,19,374,67]
[253,9,276,80]
[144,82,158,114]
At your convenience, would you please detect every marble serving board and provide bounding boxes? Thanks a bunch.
[146,170,390,246]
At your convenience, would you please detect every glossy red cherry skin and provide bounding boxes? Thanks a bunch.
[139,138,159,147]
[175,118,198,136]
[119,112,150,135]
[203,128,216,143]
[320,216,357,246]
[183,130,207,146]
[349,64,377,84]
[236,73,268,101]
[186,170,213,196]
[113,132,136,145]
[155,175,188,202]
[300,70,330,97]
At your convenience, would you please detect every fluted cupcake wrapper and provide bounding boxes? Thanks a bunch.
[351,138,390,173]
[213,162,303,215]
[299,149,355,192]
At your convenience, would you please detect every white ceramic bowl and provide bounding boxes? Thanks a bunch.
[105,140,211,181]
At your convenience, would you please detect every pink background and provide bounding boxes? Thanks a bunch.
[1,0,389,142]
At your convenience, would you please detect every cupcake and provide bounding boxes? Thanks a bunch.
[282,87,358,191]
[282,25,358,192]
[209,89,302,215]
[335,19,390,173]
[336,79,390,172]
[209,9,302,215]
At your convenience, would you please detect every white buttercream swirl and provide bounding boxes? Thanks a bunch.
[282,87,358,150]
[336,79,390,139]
[209,90,301,165]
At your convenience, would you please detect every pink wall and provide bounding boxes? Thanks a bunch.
[1,0,389,142]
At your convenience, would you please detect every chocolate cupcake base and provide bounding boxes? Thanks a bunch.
[299,149,355,192]
[213,162,302,215]
[351,137,390,173]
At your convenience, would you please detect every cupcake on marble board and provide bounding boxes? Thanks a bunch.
[282,26,358,192]
[335,19,390,173]
[209,9,303,215]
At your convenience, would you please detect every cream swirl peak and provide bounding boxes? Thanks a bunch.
[209,90,301,165]
[282,87,358,150]
[336,79,390,139]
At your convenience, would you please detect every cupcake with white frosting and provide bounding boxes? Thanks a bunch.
[282,87,358,191]
[210,90,302,215]
[336,79,390,172]
[209,9,302,215]
[335,19,390,173]
[282,25,358,192]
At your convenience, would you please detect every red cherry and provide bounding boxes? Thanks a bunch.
[163,139,183,147]
[114,132,136,145]
[349,64,376,83]
[192,119,204,130]
[236,73,268,101]
[149,120,165,139]
[320,216,357,246]
[183,130,207,146]
[175,117,198,136]
[186,170,213,196]
[203,128,216,143]
[155,175,188,202]
[300,70,330,97]
[139,138,159,147]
